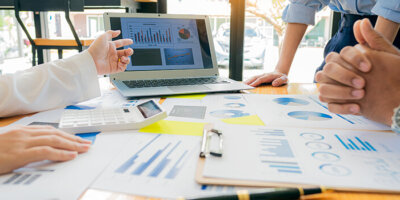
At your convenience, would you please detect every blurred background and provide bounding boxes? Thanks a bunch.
[0,0,331,83]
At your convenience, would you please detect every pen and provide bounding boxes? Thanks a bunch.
[182,187,328,200]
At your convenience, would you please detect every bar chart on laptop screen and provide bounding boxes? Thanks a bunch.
[128,24,173,47]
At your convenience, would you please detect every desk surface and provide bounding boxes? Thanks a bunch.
[1,83,399,200]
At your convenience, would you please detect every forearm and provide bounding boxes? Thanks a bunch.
[0,51,100,118]
[275,23,308,75]
[375,16,400,42]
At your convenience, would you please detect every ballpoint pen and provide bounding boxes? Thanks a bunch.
[182,187,329,200]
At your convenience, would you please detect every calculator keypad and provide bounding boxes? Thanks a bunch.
[59,108,142,128]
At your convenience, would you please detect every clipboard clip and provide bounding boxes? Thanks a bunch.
[200,128,223,158]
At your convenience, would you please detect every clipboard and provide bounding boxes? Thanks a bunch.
[195,125,400,194]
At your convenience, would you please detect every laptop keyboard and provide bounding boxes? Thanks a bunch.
[123,77,229,88]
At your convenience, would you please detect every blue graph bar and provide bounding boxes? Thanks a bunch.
[335,134,377,152]
[348,139,360,150]
[263,160,302,174]
[277,169,302,174]
[253,129,285,136]
[261,160,298,165]
[115,134,161,173]
[365,141,377,151]
[149,159,170,177]
[148,141,181,177]
[335,134,349,149]
[132,143,171,175]
[269,165,300,169]
[355,137,371,151]
[165,150,188,179]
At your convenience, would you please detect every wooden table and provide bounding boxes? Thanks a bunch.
[1,83,399,200]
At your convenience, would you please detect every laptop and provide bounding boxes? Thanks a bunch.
[104,13,253,98]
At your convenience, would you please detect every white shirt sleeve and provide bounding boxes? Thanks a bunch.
[0,51,100,118]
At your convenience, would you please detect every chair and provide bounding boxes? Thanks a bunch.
[14,0,93,66]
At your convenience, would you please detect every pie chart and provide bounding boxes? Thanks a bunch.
[179,28,190,39]
[210,110,250,118]
[288,111,332,121]
[225,103,245,108]
[224,96,241,100]
[273,97,309,106]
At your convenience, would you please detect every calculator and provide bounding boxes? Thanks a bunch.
[58,100,167,134]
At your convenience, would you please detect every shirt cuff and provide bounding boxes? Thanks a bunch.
[282,3,317,25]
[372,1,400,24]
[64,50,101,101]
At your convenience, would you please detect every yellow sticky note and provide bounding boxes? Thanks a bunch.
[221,115,265,126]
[139,120,205,136]
[165,94,207,100]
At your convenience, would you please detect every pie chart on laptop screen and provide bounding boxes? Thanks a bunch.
[288,111,332,121]
[273,97,309,106]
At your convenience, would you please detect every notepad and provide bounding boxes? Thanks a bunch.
[139,120,206,136]
[221,115,265,126]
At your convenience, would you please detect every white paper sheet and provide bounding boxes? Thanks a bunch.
[162,94,258,122]
[203,125,400,192]
[92,133,243,199]
[244,94,389,130]
[0,131,132,200]
[161,94,388,130]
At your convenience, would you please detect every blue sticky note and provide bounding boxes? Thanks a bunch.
[65,105,96,110]
[76,132,101,144]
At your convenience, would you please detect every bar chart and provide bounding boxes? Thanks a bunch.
[253,129,302,174]
[252,129,285,137]
[128,24,173,46]
[93,134,236,198]
[335,134,377,152]
[262,160,302,174]
[114,134,193,180]
[259,138,294,158]
[2,163,55,186]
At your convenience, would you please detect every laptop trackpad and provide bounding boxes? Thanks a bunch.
[168,85,211,92]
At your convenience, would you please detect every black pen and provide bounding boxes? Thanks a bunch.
[182,187,328,200]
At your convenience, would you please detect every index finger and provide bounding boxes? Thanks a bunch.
[106,30,121,40]
[28,129,91,144]
[113,39,133,48]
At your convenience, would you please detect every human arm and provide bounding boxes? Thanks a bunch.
[374,16,400,43]
[0,30,133,118]
[245,0,328,87]
[372,1,400,42]
[0,125,91,175]
[245,23,307,86]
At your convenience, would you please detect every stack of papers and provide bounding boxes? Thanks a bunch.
[0,93,396,199]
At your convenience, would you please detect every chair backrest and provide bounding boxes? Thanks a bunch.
[14,0,84,12]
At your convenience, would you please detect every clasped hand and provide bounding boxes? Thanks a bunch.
[316,19,400,126]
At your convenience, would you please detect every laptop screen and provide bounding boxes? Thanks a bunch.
[110,17,214,71]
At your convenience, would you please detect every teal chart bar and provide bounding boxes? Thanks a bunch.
[335,134,377,152]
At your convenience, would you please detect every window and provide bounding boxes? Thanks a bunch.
[0,10,34,74]
[243,0,332,83]
[46,9,124,61]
